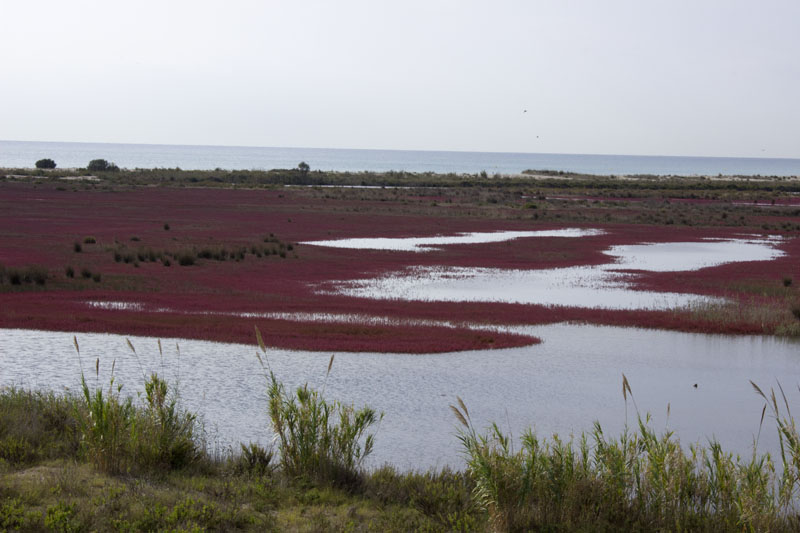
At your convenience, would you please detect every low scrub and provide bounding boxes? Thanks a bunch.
[0,388,79,463]
[109,236,296,268]
[0,264,48,287]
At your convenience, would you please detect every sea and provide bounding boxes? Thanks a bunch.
[2,139,800,177]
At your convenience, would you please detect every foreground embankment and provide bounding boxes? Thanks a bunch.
[2,358,800,532]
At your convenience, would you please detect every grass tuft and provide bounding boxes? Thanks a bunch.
[454,376,800,531]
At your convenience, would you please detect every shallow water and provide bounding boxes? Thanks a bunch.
[605,237,784,272]
[338,265,719,309]
[332,237,784,310]
[302,228,604,252]
[1,326,797,470]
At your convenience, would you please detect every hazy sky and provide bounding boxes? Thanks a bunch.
[2,0,799,158]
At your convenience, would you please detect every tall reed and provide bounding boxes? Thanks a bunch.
[74,341,135,475]
[453,377,800,532]
[255,327,382,488]
[73,337,199,474]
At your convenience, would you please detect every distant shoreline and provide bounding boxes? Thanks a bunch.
[3,139,800,176]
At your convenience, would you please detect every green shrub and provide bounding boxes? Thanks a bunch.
[267,377,380,487]
[254,328,381,488]
[35,158,57,169]
[44,502,81,533]
[2,265,47,286]
[76,365,136,474]
[87,159,119,172]
[139,372,198,469]
[73,340,200,474]
[0,388,79,464]
[0,498,33,530]
[83,236,96,244]
[73,242,82,253]
[7,269,22,285]
[28,265,47,285]
[65,266,75,278]
[177,253,195,266]
[234,442,274,476]
[80,268,91,279]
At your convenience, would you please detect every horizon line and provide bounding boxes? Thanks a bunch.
[1,138,798,163]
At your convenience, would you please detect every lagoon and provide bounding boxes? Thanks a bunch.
[1,325,797,470]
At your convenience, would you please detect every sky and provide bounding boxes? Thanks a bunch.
[1,0,799,158]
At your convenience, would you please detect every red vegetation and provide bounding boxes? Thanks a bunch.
[0,182,797,352]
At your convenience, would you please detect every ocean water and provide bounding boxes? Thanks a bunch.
[2,139,800,176]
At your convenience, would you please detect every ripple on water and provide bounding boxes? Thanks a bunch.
[1,326,798,470]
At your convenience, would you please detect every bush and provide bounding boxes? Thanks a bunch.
[234,442,274,476]
[267,376,381,488]
[137,373,199,470]
[254,328,382,488]
[7,269,22,285]
[2,265,47,286]
[0,388,79,464]
[80,268,92,279]
[74,340,199,474]
[28,266,48,285]
[177,253,195,266]
[73,242,82,253]
[35,158,56,169]
[65,266,75,278]
[76,368,136,474]
[87,159,120,172]
[83,236,96,244]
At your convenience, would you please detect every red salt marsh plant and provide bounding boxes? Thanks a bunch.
[1,180,799,352]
